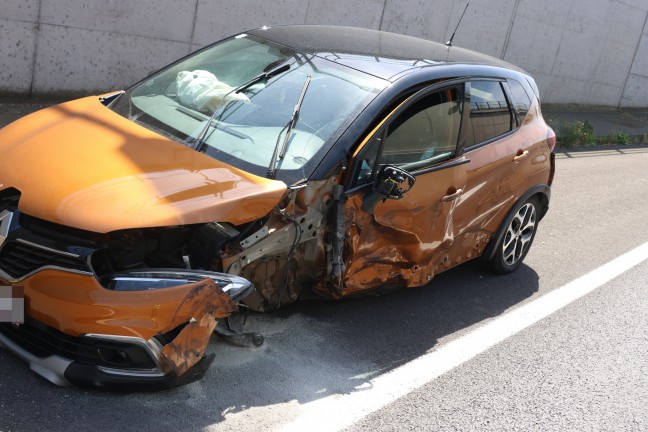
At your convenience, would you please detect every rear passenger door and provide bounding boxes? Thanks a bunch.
[451,79,527,251]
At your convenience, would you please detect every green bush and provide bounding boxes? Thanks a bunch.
[611,132,631,145]
[557,121,642,147]
[558,120,595,147]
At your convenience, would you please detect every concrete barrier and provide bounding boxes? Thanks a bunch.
[1,0,647,107]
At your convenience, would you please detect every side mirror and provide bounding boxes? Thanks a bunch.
[372,165,416,199]
[361,165,416,214]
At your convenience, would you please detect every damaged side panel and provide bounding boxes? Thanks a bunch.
[215,100,552,312]
[228,137,549,310]
[340,160,469,294]
[223,156,490,307]
[223,178,336,311]
[224,161,483,310]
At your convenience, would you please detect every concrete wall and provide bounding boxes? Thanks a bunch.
[1,0,647,107]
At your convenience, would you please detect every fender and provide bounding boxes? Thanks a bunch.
[482,184,551,262]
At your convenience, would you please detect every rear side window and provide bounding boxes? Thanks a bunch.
[507,78,532,121]
[467,80,512,145]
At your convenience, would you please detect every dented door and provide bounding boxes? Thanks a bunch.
[342,161,468,293]
[340,82,471,294]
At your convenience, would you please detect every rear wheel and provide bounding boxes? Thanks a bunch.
[487,197,539,274]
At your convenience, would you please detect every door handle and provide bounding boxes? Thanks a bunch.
[440,188,464,202]
[513,150,529,162]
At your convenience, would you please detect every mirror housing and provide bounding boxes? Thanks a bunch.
[372,165,415,199]
[361,165,416,214]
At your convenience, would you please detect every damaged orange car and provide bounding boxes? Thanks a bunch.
[0,25,555,389]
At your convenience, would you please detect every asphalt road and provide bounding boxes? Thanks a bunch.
[1,105,648,431]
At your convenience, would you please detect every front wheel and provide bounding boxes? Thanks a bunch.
[486,197,539,274]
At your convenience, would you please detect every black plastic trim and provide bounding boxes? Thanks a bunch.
[99,91,125,107]
[481,184,551,262]
[410,157,471,176]
[63,354,215,391]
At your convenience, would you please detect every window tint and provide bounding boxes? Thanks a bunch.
[353,86,463,185]
[507,79,532,121]
[379,87,462,171]
[468,80,512,144]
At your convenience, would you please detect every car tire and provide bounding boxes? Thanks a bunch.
[486,196,540,274]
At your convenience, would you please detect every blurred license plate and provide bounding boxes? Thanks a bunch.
[0,285,24,323]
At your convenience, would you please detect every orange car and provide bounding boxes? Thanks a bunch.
[0,25,555,389]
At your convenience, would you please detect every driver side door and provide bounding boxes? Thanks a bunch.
[340,81,472,294]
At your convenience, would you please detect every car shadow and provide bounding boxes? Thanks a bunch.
[0,261,539,431]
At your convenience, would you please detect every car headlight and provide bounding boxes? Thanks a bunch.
[101,269,253,301]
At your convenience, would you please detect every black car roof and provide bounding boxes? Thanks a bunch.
[248,25,526,81]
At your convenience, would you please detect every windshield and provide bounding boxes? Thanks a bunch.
[109,33,388,184]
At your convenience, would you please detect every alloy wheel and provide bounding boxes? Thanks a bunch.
[502,203,536,266]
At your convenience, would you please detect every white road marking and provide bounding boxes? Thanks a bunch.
[277,241,648,432]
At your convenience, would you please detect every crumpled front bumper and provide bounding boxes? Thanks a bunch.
[0,324,213,391]
[0,271,254,391]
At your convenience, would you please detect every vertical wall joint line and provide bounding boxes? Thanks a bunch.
[304,1,312,25]
[188,0,200,51]
[28,0,43,98]
[501,0,521,60]
[379,0,388,31]
[618,11,648,109]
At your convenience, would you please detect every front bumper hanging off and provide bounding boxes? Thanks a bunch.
[0,273,255,391]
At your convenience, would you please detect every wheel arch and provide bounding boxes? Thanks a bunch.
[481,184,551,262]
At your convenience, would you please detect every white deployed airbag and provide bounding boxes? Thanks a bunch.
[176,70,249,113]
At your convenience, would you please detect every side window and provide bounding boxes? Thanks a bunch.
[382,87,463,166]
[507,78,532,121]
[468,80,512,145]
[354,86,463,184]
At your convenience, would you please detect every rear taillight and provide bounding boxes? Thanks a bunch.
[546,127,556,152]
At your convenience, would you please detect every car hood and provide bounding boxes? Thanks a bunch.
[0,96,287,233]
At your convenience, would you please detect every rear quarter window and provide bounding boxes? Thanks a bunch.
[507,78,532,121]
[525,75,540,101]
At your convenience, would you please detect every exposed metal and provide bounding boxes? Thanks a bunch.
[240,226,270,250]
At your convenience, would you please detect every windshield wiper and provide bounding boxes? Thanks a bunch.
[236,63,290,94]
[192,63,291,151]
[100,91,125,107]
[267,74,312,179]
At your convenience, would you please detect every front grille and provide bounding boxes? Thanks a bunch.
[0,240,89,279]
[0,319,101,363]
